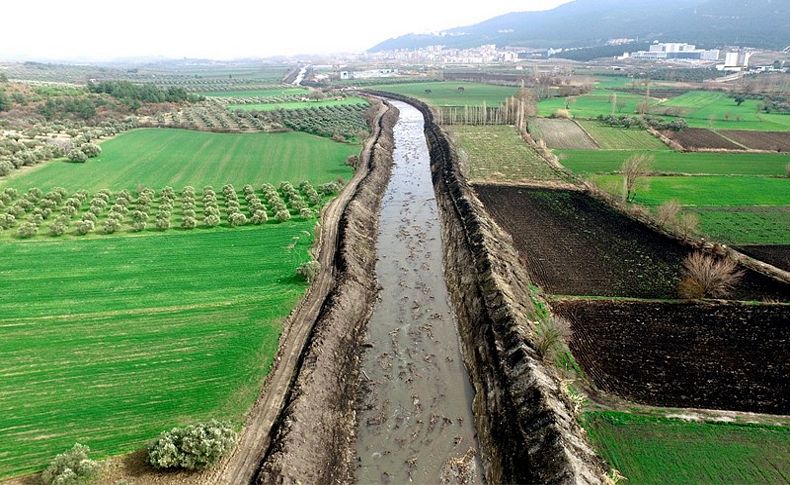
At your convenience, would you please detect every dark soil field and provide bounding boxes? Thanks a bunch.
[554,299,790,414]
[737,245,790,272]
[661,128,744,150]
[474,185,790,301]
[720,130,790,152]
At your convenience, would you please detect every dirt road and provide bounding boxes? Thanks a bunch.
[355,101,482,484]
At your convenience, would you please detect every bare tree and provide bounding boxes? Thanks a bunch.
[679,252,744,299]
[621,154,653,202]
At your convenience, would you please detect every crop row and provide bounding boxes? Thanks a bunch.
[0,181,341,239]
[249,104,370,141]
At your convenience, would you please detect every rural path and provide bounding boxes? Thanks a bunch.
[202,100,390,485]
[355,101,482,483]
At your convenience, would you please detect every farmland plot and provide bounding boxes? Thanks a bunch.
[374,81,517,107]
[473,185,789,300]
[450,125,560,182]
[528,118,598,149]
[0,223,315,478]
[228,96,368,112]
[2,128,357,192]
[720,130,790,152]
[576,121,667,150]
[555,299,790,414]
[661,128,744,150]
[582,412,790,485]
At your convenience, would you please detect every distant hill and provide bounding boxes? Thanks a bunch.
[371,0,790,53]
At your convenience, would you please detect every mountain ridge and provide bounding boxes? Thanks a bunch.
[371,0,790,52]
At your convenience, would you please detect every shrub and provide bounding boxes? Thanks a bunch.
[80,143,102,158]
[155,218,170,230]
[181,216,196,229]
[67,149,88,163]
[147,421,236,471]
[49,222,67,236]
[103,218,121,234]
[17,221,38,238]
[275,210,291,222]
[76,220,95,235]
[227,212,247,227]
[533,316,571,361]
[41,443,100,485]
[299,208,313,219]
[0,213,15,229]
[297,260,321,283]
[678,252,745,299]
[251,210,268,224]
[203,214,220,227]
[318,182,341,196]
[0,160,13,176]
[656,199,681,228]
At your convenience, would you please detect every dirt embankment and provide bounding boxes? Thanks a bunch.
[371,92,607,484]
[255,104,399,484]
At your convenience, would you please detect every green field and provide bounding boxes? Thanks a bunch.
[374,81,518,107]
[2,129,357,192]
[449,125,560,182]
[0,224,315,478]
[591,175,790,207]
[658,91,790,131]
[590,174,790,244]
[576,121,668,150]
[582,412,790,484]
[228,96,368,112]
[559,150,790,176]
[538,90,645,118]
[200,87,309,97]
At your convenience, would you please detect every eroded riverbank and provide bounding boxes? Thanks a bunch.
[355,101,482,484]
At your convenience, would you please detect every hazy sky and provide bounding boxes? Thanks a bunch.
[1,0,572,61]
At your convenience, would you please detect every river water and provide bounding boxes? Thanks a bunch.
[355,101,482,484]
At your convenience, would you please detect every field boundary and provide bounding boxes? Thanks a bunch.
[375,92,607,484]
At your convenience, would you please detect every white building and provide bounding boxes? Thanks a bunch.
[625,42,719,61]
[718,51,752,71]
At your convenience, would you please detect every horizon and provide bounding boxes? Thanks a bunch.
[0,0,571,63]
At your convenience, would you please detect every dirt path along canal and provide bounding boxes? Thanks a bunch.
[355,101,482,484]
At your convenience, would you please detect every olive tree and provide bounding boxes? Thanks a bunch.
[147,421,236,471]
[41,443,100,485]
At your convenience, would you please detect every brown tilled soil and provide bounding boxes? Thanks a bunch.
[720,130,790,152]
[473,184,790,301]
[661,128,744,150]
[554,299,790,415]
[737,245,790,272]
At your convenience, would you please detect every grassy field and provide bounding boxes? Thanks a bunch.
[559,150,790,176]
[374,81,517,107]
[591,175,790,207]
[2,129,357,192]
[582,412,790,484]
[0,223,315,478]
[528,118,597,149]
[576,121,668,150]
[538,90,645,118]
[449,125,560,182]
[200,87,309,97]
[228,96,368,112]
[590,174,790,244]
[658,91,790,131]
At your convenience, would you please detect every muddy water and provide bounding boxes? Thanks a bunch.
[356,101,482,484]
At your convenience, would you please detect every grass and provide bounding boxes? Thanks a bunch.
[199,87,309,97]
[658,91,790,131]
[589,174,790,244]
[449,125,560,182]
[576,121,668,150]
[374,81,517,107]
[538,90,645,118]
[0,223,315,478]
[528,118,597,149]
[559,150,790,176]
[2,128,357,192]
[591,175,790,207]
[582,411,790,484]
[228,96,368,112]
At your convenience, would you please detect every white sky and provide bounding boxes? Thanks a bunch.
[0,0,572,61]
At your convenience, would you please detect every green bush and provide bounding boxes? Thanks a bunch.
[41,443,100,485]
[67,149,88,163]
[297,260,321,283]
[147,421,236,471]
